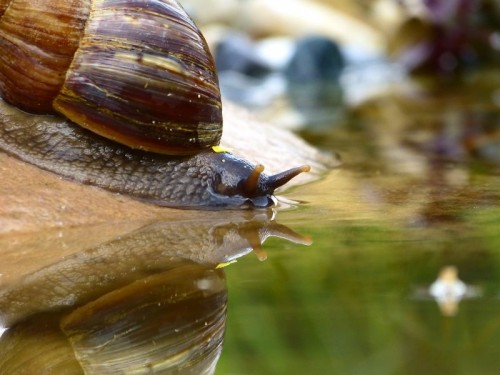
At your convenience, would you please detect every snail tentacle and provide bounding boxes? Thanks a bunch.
[0,105,309,208]
[243,164,265,196]
[261,165,312,193]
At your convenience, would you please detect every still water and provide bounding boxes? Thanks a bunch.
[1,71,500,374]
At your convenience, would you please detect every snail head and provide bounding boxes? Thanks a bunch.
[204,152,310,208]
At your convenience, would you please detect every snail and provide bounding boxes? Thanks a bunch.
[0,0,310,209]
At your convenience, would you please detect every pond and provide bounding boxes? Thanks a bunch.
[1,69,500,374]
[216,70,500,375]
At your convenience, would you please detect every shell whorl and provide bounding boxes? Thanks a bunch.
[0,0,223,155]
[0,0,90,111]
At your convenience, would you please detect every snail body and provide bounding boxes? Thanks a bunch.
[0,0,308,208]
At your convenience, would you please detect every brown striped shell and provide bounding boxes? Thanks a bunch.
[0,0,222,155]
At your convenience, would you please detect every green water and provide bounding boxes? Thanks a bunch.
[219,204,500,374]
[216,72,500,374]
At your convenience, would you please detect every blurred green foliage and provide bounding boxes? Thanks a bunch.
[216,205,500,374]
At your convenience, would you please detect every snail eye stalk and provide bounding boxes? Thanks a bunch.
[264,165,311,192]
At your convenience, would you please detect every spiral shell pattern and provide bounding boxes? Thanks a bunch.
[0,0,222,154]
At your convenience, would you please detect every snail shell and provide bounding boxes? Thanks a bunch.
[0,0,222,154]
[0,0,309,208]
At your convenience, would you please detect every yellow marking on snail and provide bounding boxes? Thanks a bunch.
[123,15,140,26]
[212,145,230,153]
[114,52,185,75]
[216,261,237,268]
[141,55,184,74]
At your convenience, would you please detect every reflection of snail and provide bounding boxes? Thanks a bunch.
[0,212,310,326]
[0,262,228,374]
[0,213,310,372]
[0,0,309,209]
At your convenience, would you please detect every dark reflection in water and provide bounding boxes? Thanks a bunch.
[0,264,226,374]
[0,212,310,374]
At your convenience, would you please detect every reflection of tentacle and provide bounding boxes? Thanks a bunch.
[236,220,313,261]
[265,222,314,246]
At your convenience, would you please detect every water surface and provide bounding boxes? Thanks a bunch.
[217,70,500,374]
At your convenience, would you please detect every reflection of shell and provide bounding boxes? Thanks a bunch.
[62,264,227,374]
[0,263,227,374]
[0,314,83,374]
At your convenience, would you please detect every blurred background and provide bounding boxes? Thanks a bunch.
[179,1,500,374]
[1,1,500,374]
[183,0,499,130]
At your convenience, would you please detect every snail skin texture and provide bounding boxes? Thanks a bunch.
[0,0,309,209]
